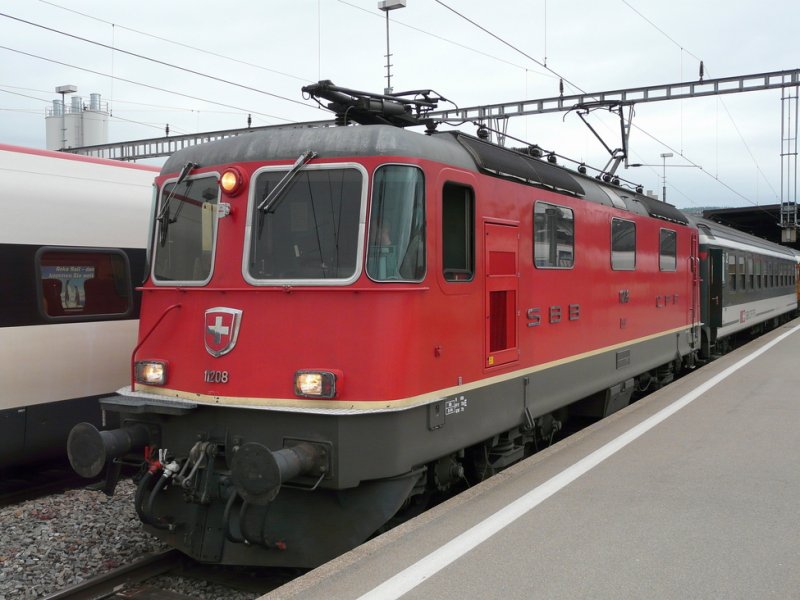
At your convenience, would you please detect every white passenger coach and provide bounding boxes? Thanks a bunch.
[0,144,157,467]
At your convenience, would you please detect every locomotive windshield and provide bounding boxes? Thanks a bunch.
[366,165,425,281]
[247,166,363,281]
[153,174,219,283]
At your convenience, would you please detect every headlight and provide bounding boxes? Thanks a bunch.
[294,370,338,399]
[135,360,167,386]
[219,167,245,196]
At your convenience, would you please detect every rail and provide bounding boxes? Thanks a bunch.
[40,548,185,600]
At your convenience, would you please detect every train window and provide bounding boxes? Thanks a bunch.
[755,258,762,288]
[248,167,362,281]
[367,165,426,282]
[533,202,574,269]
[728,254,737,290]
[611,218,636,271]
[738,256,746,290]
[153,174,219,284]
[659,229,677,271]
[441,183,474,282]
[37,249,131,318]
[747,256,754,289]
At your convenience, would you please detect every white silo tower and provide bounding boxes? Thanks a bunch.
[45,85,109,150]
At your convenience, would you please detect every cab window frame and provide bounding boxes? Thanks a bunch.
[611,217,636,271]
[533,201,575,270]
[659,228,677,272]
[441,182,475,282]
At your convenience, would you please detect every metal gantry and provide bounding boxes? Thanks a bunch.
[63,119,334,161]
[780,84,799,242]
[431,69,800,121]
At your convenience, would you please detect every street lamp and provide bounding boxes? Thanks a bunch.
[378,0,406,95]
[660,152,673,202]
[630,153,699,203]
[55,84,77,150]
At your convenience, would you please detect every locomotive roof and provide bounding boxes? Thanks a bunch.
[162,125,477,175]
[162,124,687,225]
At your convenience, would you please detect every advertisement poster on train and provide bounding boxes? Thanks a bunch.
[41,265,95,308]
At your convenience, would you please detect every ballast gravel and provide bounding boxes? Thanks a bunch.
[0,480,258,600]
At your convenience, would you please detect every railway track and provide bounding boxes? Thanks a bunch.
[41,549,187,600]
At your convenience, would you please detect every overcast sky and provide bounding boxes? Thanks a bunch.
[1,0,798,209]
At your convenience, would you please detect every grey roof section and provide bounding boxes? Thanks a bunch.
[451,133,585,196]
[161,123,690,227]
[161,125,477,175]
[633,194,689,225]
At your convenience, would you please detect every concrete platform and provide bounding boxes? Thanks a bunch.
[264,320,800,600]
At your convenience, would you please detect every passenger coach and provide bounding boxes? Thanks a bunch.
[0,144,155,467]
[690,215,797,355]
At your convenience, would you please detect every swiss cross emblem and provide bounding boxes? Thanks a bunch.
[204,307,242,357]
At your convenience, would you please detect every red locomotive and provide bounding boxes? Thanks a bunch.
[67,84,796,567]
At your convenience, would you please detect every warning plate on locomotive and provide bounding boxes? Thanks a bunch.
[445,396,468,415]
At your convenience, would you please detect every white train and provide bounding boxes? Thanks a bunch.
[0,144,157,467]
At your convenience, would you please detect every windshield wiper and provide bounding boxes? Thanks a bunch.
[157,161,198,245]
[257,150,316,213]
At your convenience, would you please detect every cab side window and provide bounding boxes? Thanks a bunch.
[534,202,574,269]
[611,218,636,271]
[659,229,677,271]
[367,165,426,281]
[442,183,474,281]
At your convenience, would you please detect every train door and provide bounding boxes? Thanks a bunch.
[690,233,700,345]
[484,221,519,368]
[709,248,723,328]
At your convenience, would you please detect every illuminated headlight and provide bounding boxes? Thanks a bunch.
[219,167,245,196]
[294,370,338,399]
[135,361,167,386]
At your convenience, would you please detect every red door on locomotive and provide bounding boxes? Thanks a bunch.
[484,221,520,368]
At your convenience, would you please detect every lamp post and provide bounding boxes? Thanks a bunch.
[660,152,673,202]
[630,154,699,203]
[377,0,406,95]
[55,84,77,150]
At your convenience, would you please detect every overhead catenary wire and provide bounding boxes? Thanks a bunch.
[620,0,780,203]
[0,84,241,117]
[335,0,553,78]
[0,85,190,134]
[36,0,312,85]
[431,0,584,93]
[0,12,322,112]
[434,0,780,212]
[2,1,781,212]
[0,45,295,123]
